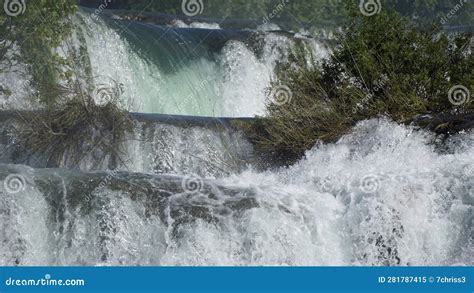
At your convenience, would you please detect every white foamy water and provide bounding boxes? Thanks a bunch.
[0,10,328,117]
[70,11,327,117]
[169,19,222,29]
[123,120,254,178]
[0,45,38,111]
[1,119,472,266]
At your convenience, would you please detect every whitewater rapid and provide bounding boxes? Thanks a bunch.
[0,9,328,116]
[70,10,327,117]
[0,6,471,268]
[1,119,472,266]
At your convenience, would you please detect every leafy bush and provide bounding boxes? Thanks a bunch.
[1,1,133,166]
[1,0,78,107]
[245,9,474,163]
[17,82,133,167]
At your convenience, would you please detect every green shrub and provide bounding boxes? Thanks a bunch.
[2,1,134,167]
[245,9,473,163]
[17,82,133,167]
[1,0,78,107]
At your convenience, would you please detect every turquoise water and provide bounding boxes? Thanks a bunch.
[73,10,327,117]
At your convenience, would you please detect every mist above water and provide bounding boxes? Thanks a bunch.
[1,119,472,266]
[0,7,471,267]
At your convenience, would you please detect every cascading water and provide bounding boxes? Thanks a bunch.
[0,7,472,268]
[0,113,255,176]
[0,119,472,266]
[71,9,327,117]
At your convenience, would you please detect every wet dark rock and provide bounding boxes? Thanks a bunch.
[411,113,474,135]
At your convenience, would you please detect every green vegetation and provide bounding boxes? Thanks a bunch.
[386,0,474,27]
[244,6,473,163]
[2,1,473,167]
[1,1,132,165]
[1,0,78,107]
[18,82,133,166]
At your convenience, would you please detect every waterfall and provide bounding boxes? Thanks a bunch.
[0,119,472,266]
[71,10,327,117]
[0,7,471,268]
[0,112,255,177]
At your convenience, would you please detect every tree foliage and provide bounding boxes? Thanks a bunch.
[1,0,78,107]
[1,1,132,166]
[245,8,474,163]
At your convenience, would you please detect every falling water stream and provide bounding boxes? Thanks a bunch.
[0,9,472,266]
